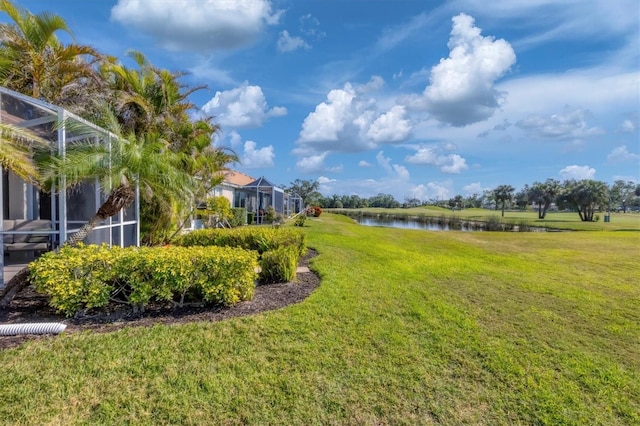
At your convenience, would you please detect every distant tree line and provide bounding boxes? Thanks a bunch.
[290,178,640,222]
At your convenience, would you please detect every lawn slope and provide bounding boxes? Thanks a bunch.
[1,213,638,425]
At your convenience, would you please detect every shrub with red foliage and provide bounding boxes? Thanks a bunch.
[307,206,322,217]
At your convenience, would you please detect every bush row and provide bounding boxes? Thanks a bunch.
[174,227,306,283]
[29,244,258,317]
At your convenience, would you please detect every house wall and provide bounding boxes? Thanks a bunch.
[210,185,235,207]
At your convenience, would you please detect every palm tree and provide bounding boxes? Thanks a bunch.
[39,111,196,246]
[100,52,235,243]
[0,122,47,184]
[0,0,103,111]
[528,179,560,219]
[99,51,206,139]
[493,185,515,217]
[557,180,608,222]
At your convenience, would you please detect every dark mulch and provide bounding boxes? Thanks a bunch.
[0,249,319,350]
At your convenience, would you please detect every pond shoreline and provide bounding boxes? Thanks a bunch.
[336,210,562,232]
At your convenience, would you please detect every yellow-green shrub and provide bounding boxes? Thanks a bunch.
[28,244,122,316]
[174,227,306,282]
[28,244,258,317]
[259,246,298,283]
[175,227,306,256]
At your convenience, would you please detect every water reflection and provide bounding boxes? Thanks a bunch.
[357,217,482,231]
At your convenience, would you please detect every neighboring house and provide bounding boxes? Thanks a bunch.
[210,171,303,222]
[210,170,256,209]
[1,87,140,286]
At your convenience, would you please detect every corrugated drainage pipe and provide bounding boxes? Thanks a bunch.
[0,323,67,336]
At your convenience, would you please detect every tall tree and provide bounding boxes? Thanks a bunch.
[368,193,400,208]
[493,185,515,217]
[609,180,636,213]
[514,185,530,210]
[557,179,609,222]
[464,193,482,209]
[99,50,208,142]
[527,179,560,219]
[0,0,103,110]
[285,179,321,206]
[99,51,233,243]
[448,195,463,210]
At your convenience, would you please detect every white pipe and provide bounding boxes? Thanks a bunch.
[0,323,67,336]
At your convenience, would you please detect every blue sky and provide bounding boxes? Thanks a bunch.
[6,0,640,201]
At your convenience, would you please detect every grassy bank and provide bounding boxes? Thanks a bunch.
[1,214,638,424]
[331,206,640,231]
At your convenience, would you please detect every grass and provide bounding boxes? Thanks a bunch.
[1,213,639,424]
[332,206,640,231]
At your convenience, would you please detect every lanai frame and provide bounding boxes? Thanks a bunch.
[0,87,140,287]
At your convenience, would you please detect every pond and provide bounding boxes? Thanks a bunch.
[357,217,483,231]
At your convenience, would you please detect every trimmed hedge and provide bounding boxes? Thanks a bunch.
[259,246,298,283]
[28,244,258,317]
[174,227,306,283]
[175,227,306,256]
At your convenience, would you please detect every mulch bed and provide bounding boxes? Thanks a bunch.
[0,249,319,350]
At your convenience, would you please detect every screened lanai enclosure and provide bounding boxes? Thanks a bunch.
[242,177,284,224]
[1,87,140,286]
[241,177,303,223]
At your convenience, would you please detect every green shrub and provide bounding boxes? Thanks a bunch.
[230,207,247,227]
[27,244,121,316]
[29,244,258,317]
[206,196,232,222]
[259,246,299,283]
[174,227,306,283]
[485,216,502,231]
[265,206,276,223]
[247,212,255,225]
[517,220,531,232]
[294,213,307,227]
[175,227,306,256]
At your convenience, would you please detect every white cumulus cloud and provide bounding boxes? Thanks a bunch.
[277,30,310,52]
[405,146,469,174]
[607,145,640,164]
[242,141,275,168]
[406,13,516,126]
[410,182,451,201]
[559,165,596,180]
[439,154,468,174]
[297,80,412,153]
[317,176,336,184]
[516,108,603,140]
[367,106,411,143]
[463,182,486,195]
[111,0,282,52]
[295,152,329,173]
[376,151,410,180]
[202,83,286,128]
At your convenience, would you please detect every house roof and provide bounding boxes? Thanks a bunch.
[222,170,255,186]
[245,176,278,188]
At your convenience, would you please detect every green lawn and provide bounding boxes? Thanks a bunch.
[333,206,640,231]
[1,214,638,425]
